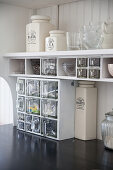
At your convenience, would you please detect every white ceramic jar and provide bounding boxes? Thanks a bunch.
[45,30,67,51]
[26,15,55,52]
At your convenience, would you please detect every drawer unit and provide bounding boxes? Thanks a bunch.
[16,77,75,140]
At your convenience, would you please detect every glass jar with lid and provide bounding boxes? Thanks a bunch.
[101,110,113,150]
[26,15,55,52]
[45,30,67,51]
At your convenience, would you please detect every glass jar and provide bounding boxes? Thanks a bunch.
[101,111,113,150]
[45,30,67,51]
[77,69,87,78]
[26,15,55,52]
[89,58,100,66]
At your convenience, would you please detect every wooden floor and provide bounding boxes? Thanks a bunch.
[0,125,113,170]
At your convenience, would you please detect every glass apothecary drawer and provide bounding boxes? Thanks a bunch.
[25,115,32,123]
[17,96,25,112]
[26,79,40,97]
[77,69,87,78]
[89,58,100,66]
[17,112,25,121]
[41,59,57,76]
[41,81,58,99]
[25,123,32,132]
[31,116,40,134]
[26,98,40,115]
[41,99,57,118]
[77,58,88,67]
[41,118,57,138]
[18,121,24,130]
[16,79,25,95]
[89,69,100,79]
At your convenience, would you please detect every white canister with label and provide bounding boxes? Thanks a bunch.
[45,30,67,51]
[75,81,97,140]
[26,15,55,52]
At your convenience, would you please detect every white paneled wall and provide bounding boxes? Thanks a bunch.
[37,0,113,140]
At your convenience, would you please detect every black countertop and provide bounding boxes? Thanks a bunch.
[0,125,113,170]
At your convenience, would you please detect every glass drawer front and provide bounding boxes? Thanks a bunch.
[18,121,24,130]
[41,59,57,76]
[17,113,25,121]
[25,123,32,132]
[16,79,25,95]
[77,58,88,67]
[77,69,87,78]
[26,80,40,97]
[89,58,100,66]
[89,69,100,79]
[25,115,32,123]
[26,98,40,115]
[41,118,57,138]
[41,100,57,118]
[17,96,25,112]
[31,116,40,134]
[41,81,58,99]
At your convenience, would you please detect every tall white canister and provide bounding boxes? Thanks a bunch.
[45,30,67,51]
[26,15,55,52]
[75,81,97,140]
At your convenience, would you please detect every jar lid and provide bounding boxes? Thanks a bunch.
[49,30,65,34]
[78,81,95,85]
[105,111,113,117]
[31,15,50,21]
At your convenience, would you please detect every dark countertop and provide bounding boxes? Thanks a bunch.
[0,125,113,170]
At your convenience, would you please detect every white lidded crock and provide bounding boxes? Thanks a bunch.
[26,15,56,52]
[45,30,67,52]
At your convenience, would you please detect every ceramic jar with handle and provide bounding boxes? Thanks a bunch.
[102,21,113,49]
[26,15,55,52]
[45,30,67,51]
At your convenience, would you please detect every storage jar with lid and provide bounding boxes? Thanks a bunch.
[26,15,55,52]
[45,30,67,51]
[101,111,113,150]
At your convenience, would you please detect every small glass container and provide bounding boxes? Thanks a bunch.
[31,116,40,134]
[18,121,24,130]
[17,97,25,112]
[89,69,100,79]
[89,58,100,66]
[41,118,57,138]
[41,59,57,76]
[16,79,25,95]
[31,59,40,75]
[25,115,32,123]
[101,111,113,150]
[18,113,25,121]
[77,69,87,78]
[62,62,76,76]
[26,79,40,97]
[41,81,58,99]
[41,99,57,118]
[25,123,32,132]
[77,58,88,67]
[26,98,40,115]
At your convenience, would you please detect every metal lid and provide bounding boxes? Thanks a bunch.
[49,30,65,34]
[105,111,113,117]
[31,15,50,21]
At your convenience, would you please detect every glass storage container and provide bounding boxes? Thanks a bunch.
[101,111,113,150]
[18,121,24,130]
[77,69,87,78]
[41,99,57,118]
[89,69,100,79]
[31,116,40,134]
[41,118,57,138]
[41,81,58,99]
[25,123,32,132]
[41,59,57,76]
[31,59,40,75]
[26,98,40,115]
[62,62,76,76]
[25,115,32,123]
[77,58,88,67]
[17,96,25,112]
[26,79,40,97]
[18,113,25,121]
[89,58,100,66]
[16,79,25,95]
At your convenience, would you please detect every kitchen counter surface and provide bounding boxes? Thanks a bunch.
[0,125,113,170]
